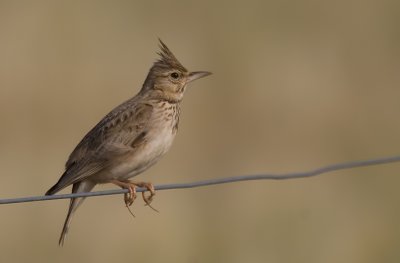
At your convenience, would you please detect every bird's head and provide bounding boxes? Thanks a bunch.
[141,39,211,103]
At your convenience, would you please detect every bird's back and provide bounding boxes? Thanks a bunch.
[46,94,180,194]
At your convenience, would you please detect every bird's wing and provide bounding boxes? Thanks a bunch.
[46,101,153,195]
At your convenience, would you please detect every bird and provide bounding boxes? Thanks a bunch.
[45,39,211,246]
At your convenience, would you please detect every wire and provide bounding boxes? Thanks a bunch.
[1,154,400,205]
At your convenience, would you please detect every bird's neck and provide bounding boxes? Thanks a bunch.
[142,89,183,104]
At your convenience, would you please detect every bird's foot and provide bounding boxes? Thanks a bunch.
[134,182,158,212]
[111,180,138,217]
[111,180,158,214]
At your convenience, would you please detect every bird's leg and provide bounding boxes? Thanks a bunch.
[111,180,158,213]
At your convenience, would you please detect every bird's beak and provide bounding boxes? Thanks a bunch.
[187,71,212,83]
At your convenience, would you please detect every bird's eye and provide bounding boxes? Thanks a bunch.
[170,72,180,79]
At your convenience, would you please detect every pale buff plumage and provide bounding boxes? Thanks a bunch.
[45,40,211,245]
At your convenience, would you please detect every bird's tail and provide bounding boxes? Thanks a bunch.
[58,180,96,246]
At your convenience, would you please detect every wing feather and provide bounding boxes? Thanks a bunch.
[46,100,153,194]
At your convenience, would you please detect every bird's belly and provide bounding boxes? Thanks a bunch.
[99,126,176,182]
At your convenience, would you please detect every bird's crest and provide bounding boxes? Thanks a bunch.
[154,39,187,72]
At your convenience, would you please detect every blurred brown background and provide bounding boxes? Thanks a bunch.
[0,1,399,262]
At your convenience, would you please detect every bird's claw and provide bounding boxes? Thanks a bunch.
[112,180,158,214]
[137,182,159,213]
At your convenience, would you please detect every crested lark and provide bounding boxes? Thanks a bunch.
[45,40,211,245]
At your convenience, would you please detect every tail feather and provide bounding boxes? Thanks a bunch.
[58,180,96,246]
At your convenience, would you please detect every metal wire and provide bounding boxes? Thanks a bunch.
[1,154,400,205]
